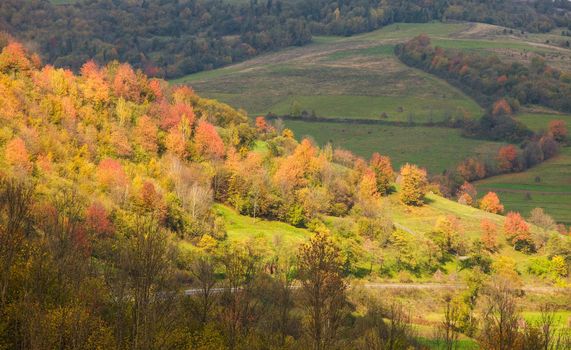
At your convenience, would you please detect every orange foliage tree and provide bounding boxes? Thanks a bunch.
[492,98,512,116]
[457,181,477,206]
[479,192,504,214]
[96,158,128,190]
[134,115,158,154]
[194,120,225,160]
[80,60,110,106]
[504,212,534,252]
[496,145,518,173]
[112,63,140,102]
[481,219,499,252]
[255,116,269,133]
[159,102,195,131]
[358,168,379,201]
[370,152,394,195]
[165,127,188,159]
[548,120,567,142]
[456,158,486,181]
[0,42,32,73]
[5,137,32,173]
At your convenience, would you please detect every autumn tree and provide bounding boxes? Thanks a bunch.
[548,119,567,142]
[159,102,195,131]
[80,60,110,107]
[504,212,534,252]
[112,63,140,102]
[165,127,188,159]
[456,158,486,181]
[137,181,167,220]
[96,159,127,189]
[134,115,158,154]
[479,192,504,214]
[492,98,512,116]
[481,219,499,252]
[430,215,464,255]
[496,145,519,172]
[194,120,225,160]
[5,137,32,173]
[85,201,113,237]
[370,152,394,195]
[358,168,379,202]
[0,42,31,74]
[399,163,428,206]
[298,231,348,350]
[457,181,477,206]
[255,116,269,133]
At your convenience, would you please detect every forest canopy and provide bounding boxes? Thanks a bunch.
[2,0,571,78]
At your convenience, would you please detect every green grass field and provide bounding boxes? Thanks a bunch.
[214,204,309,250]
[286,120,505,173]
[174,22,484,123]
[514,111,571,132]
[476,147,571,225]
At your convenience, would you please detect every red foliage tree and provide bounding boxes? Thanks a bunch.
[194,120,225,160]
[479,192,504,214]
[112,63,140,102]
[496,75,508,85]
[255,116,269,133]
[134,115,158,154]
[548,120,568,142]
[496,145,518,172]
[85,201,114,237]
[504,212,533,251]
[158,102,195,131]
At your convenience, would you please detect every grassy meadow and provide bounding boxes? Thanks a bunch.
[476,147,571,225]
[286,120,504,173]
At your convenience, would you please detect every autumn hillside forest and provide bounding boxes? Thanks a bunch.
[1,1,571,349]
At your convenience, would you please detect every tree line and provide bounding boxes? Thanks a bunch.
[2,0,571,79]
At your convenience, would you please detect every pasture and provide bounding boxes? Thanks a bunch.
[286,120,505,173]
[476,147,571,225]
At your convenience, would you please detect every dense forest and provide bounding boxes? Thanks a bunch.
[396,35,571,114]
[1,34,571,349]
[2,0,571,78]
